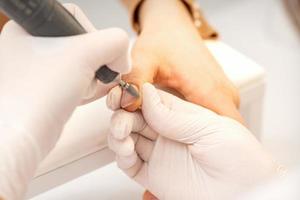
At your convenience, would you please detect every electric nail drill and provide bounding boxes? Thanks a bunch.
[0,0,139,98]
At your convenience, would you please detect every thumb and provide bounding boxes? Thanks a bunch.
[142,83,219,144]
[69,27,130,74]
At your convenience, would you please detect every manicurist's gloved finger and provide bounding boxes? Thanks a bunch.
[107,133,135,157]
[109,132,154,167]
[110,110,145,140]
[106,86,123,110]
[142,83,219,144]
[110,109,158,141]
[108,110,156,179]
[116,152,144,178]
[62,26,130,103]
[115,151,139,170]
[108,132,144,178]
[112,135,154,179]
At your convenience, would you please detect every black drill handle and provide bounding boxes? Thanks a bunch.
[0,0,119,84]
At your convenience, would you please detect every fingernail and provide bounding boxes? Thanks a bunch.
[121,85,139,108]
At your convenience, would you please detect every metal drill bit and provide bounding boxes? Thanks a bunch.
[118,80,140,98]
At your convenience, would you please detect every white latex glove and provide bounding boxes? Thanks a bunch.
[107,83,284,200]
[0,4,130,200]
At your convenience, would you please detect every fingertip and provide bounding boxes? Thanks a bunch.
[109,121,128,140]
[108,134,135,157]
[121,137,135,156]
[107,86,122,110]
[103,28,129,53]
[141,83,161,111]
[121,154,143,178]
[116,152,138,170]
[142,83,158,99]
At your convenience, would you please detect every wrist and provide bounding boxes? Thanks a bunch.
[139,0,197,34]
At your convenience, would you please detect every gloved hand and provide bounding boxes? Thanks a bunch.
[107,83,284,200]
[0,4,130,200]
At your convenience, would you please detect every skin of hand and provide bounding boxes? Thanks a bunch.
[107,83,284,200]
[0,4,130,200]
[0,12,8,31]
[115,0,243,123]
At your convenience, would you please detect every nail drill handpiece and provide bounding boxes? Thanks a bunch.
[96,66,139,98]
[0,0,139,98]
[119,80,140,98]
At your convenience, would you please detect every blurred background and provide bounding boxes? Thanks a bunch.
[33,0,300,199]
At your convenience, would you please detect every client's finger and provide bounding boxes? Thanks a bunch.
[120,49,157,111]
[110,110,145,140]
[114,134,146,178]
[116,151,138,170]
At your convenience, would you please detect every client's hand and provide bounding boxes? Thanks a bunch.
[107,83,283,200]
[114,0,242,123]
